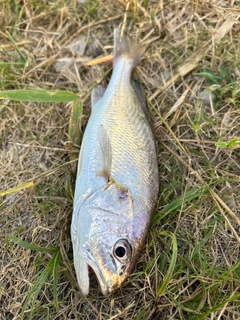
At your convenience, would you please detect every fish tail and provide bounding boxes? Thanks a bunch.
[113,28,146,69]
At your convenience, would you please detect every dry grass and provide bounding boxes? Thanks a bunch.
[1,0,240,319]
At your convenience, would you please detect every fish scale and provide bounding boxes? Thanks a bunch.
[71,29,159,296]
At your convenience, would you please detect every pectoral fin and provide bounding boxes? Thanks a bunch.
[97,125,112,182]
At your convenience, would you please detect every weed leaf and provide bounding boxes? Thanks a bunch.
[9,235,58,253]
[0,90,79,102]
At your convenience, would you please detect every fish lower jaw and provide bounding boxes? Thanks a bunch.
[88,264,110,296]
[76,260,89,295]
[77,260,109,296]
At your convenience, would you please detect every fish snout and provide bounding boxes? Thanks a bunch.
[75,247,131,296]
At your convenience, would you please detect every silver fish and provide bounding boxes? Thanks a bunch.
[71,29,159,295]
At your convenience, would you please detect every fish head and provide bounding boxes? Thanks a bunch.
[71,182,149,295]
[76,237,134,296]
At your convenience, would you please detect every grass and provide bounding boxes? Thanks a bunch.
[0,0,240,319]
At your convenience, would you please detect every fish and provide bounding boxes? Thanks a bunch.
[71,28,159,296]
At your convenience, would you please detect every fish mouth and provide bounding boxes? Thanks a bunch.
[76,250,109,296]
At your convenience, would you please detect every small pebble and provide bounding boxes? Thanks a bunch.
[198,91,216,106]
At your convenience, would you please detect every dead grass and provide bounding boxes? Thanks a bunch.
[0,0,240,319]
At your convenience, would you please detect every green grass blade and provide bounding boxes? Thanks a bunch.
[195,69,221,84]
[220,259,240,281]
[192,293,240,320]
[167,284,207,314]
[0,62,25,67]
[68,100,83,161]
[0,90,79,102]
[191,228,213,259]
[6,31,26,62]
[21,253,57,319]
[9,235,58,253]
[157,231,178,297]
[134,308,147,320]
[152,187,204,225]
[53,250,61,312]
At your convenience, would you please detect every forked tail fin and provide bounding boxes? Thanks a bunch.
[113,28,146,70]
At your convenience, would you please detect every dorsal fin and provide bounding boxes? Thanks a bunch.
[91,85,105,108]
[131,75,146,109]
[131,74,156,137]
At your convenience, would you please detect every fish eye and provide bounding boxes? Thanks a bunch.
[113,239,132,264]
